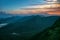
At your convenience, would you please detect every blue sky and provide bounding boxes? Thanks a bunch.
[0,0,45,11]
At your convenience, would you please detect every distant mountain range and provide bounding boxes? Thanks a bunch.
[0,12,60,40]
[0,12,13,19]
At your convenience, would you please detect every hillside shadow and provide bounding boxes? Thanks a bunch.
[30,17,60,40]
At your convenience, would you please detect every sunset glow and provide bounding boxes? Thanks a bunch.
[8,3,60,15]
[0,0,60,15]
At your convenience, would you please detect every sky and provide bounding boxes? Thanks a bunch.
[0,0,45,11]
[0,0,60,15]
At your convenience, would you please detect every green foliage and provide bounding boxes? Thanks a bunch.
[30,18,60,40]
[0,16,60,40]
[47,18,60,40]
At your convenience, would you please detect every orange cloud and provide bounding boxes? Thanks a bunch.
[7,3,60,15]
[48,10,60,15]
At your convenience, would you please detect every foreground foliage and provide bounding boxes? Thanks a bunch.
[31,18,60,40]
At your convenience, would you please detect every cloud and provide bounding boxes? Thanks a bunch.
[13,3,59,13]
[5,3,60,15]
[44,0,59,3]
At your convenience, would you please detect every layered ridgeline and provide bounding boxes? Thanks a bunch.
[0,12,60,40]
[30,17,60,40]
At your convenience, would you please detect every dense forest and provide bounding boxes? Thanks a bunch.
[0,16,60,40]
[30,17,60,40]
